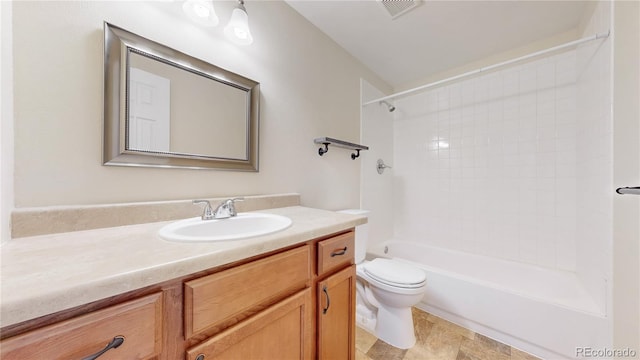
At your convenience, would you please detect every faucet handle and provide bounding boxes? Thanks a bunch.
[193,200,214,220]
[226,197,245,217]
[212,197,245,219]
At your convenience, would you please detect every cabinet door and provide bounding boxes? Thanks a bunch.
[186,289,312,360]
[317,265,356,360]
[0,293,163,360]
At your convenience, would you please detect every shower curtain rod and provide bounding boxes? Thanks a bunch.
[363,31,610,106]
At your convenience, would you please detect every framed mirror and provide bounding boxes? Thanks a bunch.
[103,23,259,171]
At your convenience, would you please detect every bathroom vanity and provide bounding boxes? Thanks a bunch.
[0,203,363,359]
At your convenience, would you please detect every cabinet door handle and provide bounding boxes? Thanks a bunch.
[195,354,205,360]
[330,247,348,257]
[322,285,331,314]
[81,336,125,360]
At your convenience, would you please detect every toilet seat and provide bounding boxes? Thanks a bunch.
[363,258,426,289]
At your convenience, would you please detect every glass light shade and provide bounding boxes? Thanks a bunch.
[182,0,219,27]
[224,7,253,45]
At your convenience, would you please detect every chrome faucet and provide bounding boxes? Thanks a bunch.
[193,198,245,220]
[212,197,244,219]
[193,200,215,220]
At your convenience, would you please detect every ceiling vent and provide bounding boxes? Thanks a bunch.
[378,0,421,20]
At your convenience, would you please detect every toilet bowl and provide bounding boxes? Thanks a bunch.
[338,210,427,350]
[357,258,427,349]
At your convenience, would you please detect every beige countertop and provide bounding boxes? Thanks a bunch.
[0,206,366,328]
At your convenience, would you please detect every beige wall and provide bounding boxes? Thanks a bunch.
[1,0,14,244]
[11,1,391,209]
[612,0,640,356]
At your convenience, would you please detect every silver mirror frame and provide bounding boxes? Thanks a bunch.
[103,22,259,171]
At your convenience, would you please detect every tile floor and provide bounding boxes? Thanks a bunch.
[356,308,542,360]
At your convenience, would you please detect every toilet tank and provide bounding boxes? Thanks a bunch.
[337,209,370,264]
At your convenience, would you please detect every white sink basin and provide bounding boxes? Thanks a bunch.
[159,213,292,242]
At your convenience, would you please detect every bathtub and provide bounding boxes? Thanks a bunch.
[368,241,611,359]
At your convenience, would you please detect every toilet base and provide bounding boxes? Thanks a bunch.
[356,303,377,334]
[375,305,416,349]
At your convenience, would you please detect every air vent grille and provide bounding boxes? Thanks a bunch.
[378,0,421,19]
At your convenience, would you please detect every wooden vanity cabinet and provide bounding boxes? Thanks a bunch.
[0,292,164,360]
[183,245,313,360]
[0,230,357,360]
[185,289,313,360]
[315,231,356,360]
[183,245,311,339]
[184,231,356,360]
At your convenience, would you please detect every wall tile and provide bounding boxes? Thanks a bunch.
[386,18,611,285]
[393,48,586,270]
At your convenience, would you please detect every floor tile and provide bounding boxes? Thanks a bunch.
[427,313,476,340]
[356,348,373,360]
[367,339,408,360]
[404,329,463,360]
[511,348,542,360]
[459,337,510,360]
[405,311,464,360]
[411,307,435,344]
[474,333,511,356]
[356,307,543,360]
[456,350,477,360]
[356,326,378,353]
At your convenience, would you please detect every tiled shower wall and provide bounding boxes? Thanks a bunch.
[393,29,611,277]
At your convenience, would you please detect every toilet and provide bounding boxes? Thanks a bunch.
[338,210,427,350]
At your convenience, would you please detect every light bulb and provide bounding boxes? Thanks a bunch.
[224,2,253,45]
[192,4,210,18]
[234,28,249,40]
[182,0,219,27]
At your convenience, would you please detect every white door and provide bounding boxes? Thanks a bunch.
[129,67,171,152]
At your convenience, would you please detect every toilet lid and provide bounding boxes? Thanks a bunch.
[363,258,426,288]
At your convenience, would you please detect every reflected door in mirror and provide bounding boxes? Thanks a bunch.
[129,67,171,152]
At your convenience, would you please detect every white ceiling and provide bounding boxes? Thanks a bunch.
[285,1,588,89]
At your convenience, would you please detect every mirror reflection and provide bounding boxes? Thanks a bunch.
[127,51,249,160]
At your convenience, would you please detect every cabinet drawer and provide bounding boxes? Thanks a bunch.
[184,245,311,338]
[317,231,355,276]
[0,292,163,360]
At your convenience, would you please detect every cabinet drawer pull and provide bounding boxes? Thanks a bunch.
[322,285,331,314]
[330,247,348,257]
[81,336,125,360]
[196,354,205,360]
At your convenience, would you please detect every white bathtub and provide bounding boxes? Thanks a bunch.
[368,241,611,359]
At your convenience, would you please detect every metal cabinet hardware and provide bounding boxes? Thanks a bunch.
[81,336,124,360]
[322,285,331,314]
[330,247,348,257]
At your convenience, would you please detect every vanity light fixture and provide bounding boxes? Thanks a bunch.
[182,0,219,27]
[224,0,253,45]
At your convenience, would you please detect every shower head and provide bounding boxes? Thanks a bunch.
[380,100,396,112]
